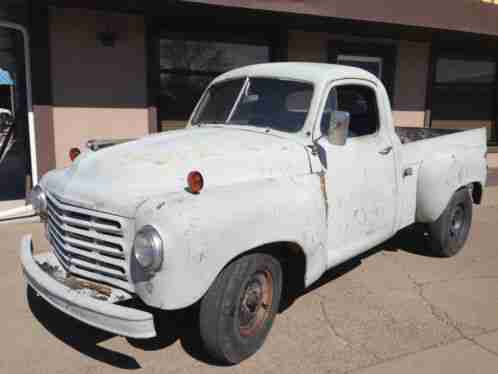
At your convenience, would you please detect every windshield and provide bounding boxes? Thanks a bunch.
[192,77,314,133]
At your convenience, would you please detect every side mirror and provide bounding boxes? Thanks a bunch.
[327,110,350,146]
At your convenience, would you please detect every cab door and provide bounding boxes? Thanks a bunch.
[315,80,397,267]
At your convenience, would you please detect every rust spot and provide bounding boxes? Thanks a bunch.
[64,277,113,298]
[39,261,123,301]
[319,171,329,221]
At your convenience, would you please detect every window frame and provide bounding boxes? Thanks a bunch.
[429,49,498,146]
[316,80,383,141]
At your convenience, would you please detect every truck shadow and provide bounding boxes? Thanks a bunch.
[27,285,219,367]
[27,286,141,369]
[27,224,435,368]
[280,223,436,312]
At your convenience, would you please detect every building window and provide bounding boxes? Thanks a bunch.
[329,41,397,99]
[431,57,497,145]
[159,33,270,131]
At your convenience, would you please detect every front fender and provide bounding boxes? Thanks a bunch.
[132,174,327,310]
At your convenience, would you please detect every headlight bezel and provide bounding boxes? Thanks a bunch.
[29,185,48,217]
[133,225,164,274]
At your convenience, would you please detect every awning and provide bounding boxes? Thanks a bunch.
[0,69,13,85]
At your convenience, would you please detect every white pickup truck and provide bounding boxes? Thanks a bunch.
[21,63,487,364]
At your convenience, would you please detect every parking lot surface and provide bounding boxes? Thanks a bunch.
[2,190,498,374]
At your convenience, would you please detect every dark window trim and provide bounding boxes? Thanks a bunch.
[159,30,273,47]
[159,69,224,77]
[328,41,398,101]
[432,82,496,87]
[329,83,381,138]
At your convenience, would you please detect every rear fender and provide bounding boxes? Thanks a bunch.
[416,150,486,223]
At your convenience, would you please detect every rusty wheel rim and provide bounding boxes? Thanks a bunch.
[238,270,273,337]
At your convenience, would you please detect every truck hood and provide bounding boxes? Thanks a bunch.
[42,126,310,218]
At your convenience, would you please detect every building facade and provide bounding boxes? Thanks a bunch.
[1,0,498,215]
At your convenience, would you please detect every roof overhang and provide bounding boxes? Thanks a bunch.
[182,0,498,38]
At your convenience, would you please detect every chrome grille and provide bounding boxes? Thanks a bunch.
[46,192,133,292]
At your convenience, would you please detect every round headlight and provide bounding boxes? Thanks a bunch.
[133,225,163,273]
[29,185,47,216]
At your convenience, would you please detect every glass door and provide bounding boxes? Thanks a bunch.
[0,22,37,220]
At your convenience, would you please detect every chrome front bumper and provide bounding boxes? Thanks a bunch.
[20,235,156,339]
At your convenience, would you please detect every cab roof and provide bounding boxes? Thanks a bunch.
[212,62,380,86]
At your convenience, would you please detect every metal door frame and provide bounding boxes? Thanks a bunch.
[0,21,37,220]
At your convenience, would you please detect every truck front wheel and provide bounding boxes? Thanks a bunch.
[199,253,282,364]
[428,188,473,257]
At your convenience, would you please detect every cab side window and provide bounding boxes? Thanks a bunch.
[320,88,338,135]
[336,85,380,137]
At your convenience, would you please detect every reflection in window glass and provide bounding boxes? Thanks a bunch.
[436,58,496,84]
[159,73,211,121]
[0,26,29,202]
[160,39,270,72]
[159,37,270,128]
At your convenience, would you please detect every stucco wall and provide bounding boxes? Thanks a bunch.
[49,8,149,168]
[288,30,327,62]
[392,41,430,128]
[34,105,55,176]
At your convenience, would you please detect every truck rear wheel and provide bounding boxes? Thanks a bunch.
[428,188,473,257]
[199,253,282,364]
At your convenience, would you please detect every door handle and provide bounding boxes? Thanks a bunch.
[379,146,393,155]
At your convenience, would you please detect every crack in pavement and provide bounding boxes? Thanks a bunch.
[382,253,496,334]
[404,270,498,361]
[319,298,352,348]
[344,327,498,374]
[318,297,383,364]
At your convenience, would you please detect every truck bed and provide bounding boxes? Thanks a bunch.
[395,127,464,145]
[395,125,487,228]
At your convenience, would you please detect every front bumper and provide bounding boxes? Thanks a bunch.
[20,235,156,339]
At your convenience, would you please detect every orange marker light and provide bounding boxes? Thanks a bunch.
[187,171,204,194]
[69,147,81,162]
